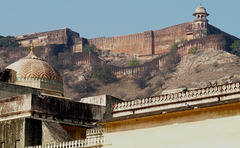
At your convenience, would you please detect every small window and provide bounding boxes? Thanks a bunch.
[1,142,5,148]
[201,23,204,28]
[15,140,20,148]
[198,23,200,29]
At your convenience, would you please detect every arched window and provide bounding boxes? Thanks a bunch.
[198,23,200,29]
[201,23,204,28]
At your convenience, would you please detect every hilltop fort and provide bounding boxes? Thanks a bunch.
[14,6,239,58]
[1,6,240,148]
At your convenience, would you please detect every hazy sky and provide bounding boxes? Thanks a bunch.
[1,0,239,39]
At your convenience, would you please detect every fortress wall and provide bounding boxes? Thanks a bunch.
[88,22,193,56]
[73,52,104,65]
[177,35,228,57]
[73,52,167,79]
[16,28,79,47]
[88,32,152,56]
[153,22,193,54]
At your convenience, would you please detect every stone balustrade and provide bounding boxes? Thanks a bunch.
[25,135,108,148]
[113,82,240,113]
[86,127,104,136]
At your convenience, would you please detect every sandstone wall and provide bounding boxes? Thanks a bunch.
[88,32,148,56]
[153,22,193,54]
[16,28,79,47]
[87,22,193,56]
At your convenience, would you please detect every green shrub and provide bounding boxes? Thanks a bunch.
[0,36,19,47]
[83,44,99,56]
[94,67,117,83]
[230,40,240,56]
[179,38,188,44]
[188,46,198,54]
[163,42,181,73]
[128,59,139,67]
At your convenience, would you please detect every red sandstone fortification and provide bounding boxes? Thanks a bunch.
[7,6,238,78]
[15,6,238,58]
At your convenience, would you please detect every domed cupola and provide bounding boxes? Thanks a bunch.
[192,5,209,39]
[6,44,63,96]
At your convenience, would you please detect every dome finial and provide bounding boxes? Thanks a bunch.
[31,43,34,52]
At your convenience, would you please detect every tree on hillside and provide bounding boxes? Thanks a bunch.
[94,66,117,84]
[164,42,181,73]
[128,59,139,67]
[83,44,99,56]
[0,36,19,47]
[230,40,240,56]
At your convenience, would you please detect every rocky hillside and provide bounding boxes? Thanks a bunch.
[1,46,240,101]
[61,48,240,101]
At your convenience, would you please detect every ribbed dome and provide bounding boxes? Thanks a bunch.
[6,47,63,96]
[193,6,209,16]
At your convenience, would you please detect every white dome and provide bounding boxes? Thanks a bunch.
[193,6,209,16]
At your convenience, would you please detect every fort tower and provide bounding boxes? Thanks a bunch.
[193,5,209,39]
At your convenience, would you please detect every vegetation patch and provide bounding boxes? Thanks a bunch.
[83,44,99,56]
[128,59,139,67]
[94,66,117,84]
[0,36,19,47]
[188,46,198,54]
[230,40,240,56]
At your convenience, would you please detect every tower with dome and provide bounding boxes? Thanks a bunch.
[193,5,209,39]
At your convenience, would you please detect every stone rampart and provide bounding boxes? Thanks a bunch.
[87,22,194,56]
[16,28,79,47]
[88,32,148,56]
[153,22,193,54]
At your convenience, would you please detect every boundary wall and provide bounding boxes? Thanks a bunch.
[88,22,193,56]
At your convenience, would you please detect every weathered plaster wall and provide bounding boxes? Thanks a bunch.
[0,94,32,121]
[104,102,240,148]
[0,82,41,99]
[0,118,25,148]
[42,121,72,144]
[31,94,115,122]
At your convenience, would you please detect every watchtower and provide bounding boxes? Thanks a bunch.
[192,5,209,39]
